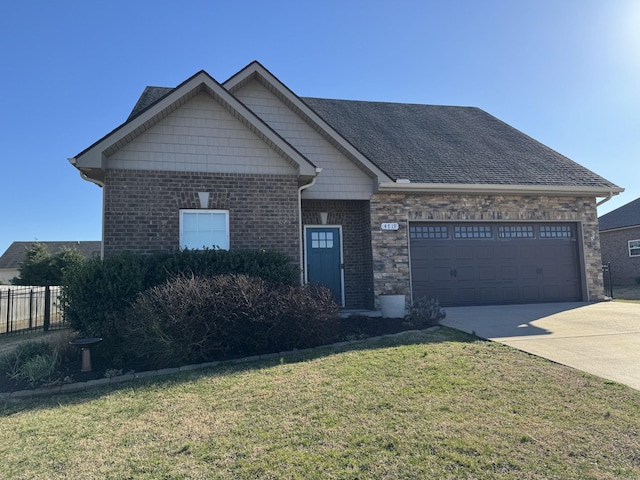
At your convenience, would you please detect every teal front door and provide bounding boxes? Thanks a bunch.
[306,227,343,305]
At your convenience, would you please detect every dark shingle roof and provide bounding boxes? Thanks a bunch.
[0,242,101,269]
[599,197,640,231]
[126,86,618,189]
[302,98,616,188]
[127,86,173,121]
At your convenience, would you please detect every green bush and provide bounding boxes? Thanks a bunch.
[60,249,299,359]
[153,249,299,286]
[17,352,60,387]
[0,341,52,378]
[60,252,150,356]
[406,297,446,328]
[12,242,87,286]
[118,274,339,369]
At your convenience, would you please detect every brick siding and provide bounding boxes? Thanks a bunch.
[302,200,374,309]
[103,169,300,260]
[600,226,640,285]
[370,193,604,306]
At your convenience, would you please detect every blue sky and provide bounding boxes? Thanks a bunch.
[1,0,638,255]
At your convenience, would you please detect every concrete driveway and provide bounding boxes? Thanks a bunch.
[442,301,640,390]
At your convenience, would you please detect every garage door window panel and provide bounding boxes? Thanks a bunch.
[410,225,448,239]
[499,225,534,238]
[454,225,492,239]
[540,225,573,238]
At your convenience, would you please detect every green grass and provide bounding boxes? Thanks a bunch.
[612,284,640,302]
[1,327,639,479]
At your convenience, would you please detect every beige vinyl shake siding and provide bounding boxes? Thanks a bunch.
[232,80,375,200]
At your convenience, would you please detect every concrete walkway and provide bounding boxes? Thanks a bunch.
[442,301,640,390]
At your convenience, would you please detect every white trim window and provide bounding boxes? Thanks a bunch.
[629,239,640,257]
[180,209,229,250]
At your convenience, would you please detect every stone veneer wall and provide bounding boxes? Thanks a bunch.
[370,193,604,306]
[600,226,640,285]
[103,169,300,259]
[301,200,374,309]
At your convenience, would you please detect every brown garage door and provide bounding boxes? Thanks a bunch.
[410,223,582,307]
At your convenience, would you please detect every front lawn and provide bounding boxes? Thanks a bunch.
[1,327,639,479]
[613,284,640,302]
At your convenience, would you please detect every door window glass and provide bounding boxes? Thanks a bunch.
[311,231,334,249]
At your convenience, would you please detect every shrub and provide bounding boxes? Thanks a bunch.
[60,252,150,356]
[406,297,446,328]
[13,242,87,286]
[0,340,60,387]
[0,341,52,378]
[118,274,339,369]
[153,249,299,286]
[17,352,60,387]
[60,249,298,360]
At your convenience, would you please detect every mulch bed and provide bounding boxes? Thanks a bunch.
[0,356,113,394]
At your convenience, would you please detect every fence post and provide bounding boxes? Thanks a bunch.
[601,263,613,299]
[5,289,10,333]
[44,286,51,331]
[29,288,34,330]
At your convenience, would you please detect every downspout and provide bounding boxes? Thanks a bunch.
[298,168,322,285]
[596,192,614,207]
[591,191,617,302]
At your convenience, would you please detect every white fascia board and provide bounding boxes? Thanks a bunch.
[378,182,625,197]
[224,62,393,183]
[70,145,104,170]
[72,71,317,177]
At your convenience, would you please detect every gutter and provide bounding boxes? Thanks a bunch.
[297,168,323,284]
[79,172,105,188]
[378,181,624,197]
[68,158,105,188]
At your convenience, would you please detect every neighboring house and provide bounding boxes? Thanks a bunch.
[69,61,622,308]
[0,241,102,284]
[599,197,640,285]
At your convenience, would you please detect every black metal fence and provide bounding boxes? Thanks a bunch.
[602,263,613,299]
[0,286,65,336]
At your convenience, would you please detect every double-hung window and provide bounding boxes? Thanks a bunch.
[629,239,640,257]
[180,209,229,250]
